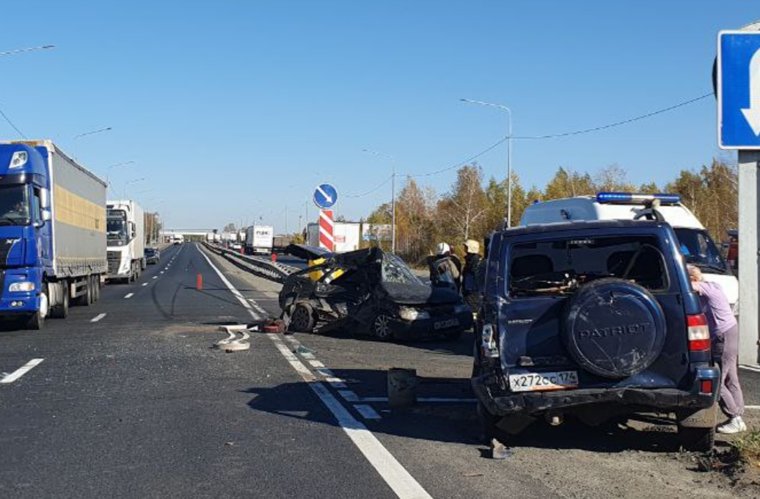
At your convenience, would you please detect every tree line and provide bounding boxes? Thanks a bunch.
[365,160,738,264]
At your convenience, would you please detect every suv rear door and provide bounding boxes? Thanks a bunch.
[497,227,690,391]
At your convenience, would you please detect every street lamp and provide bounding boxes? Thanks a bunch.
[460,98,513,227]
[0,45,55,57]
[123,177,145,199]
[73,127,112,140]
[105,160,135,189]
[363,149,396,253]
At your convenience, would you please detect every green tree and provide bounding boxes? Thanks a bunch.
[437,164,487,243]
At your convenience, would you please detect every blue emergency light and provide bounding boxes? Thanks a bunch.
[596,192,681,205]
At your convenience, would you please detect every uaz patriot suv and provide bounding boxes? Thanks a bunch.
[472,220,720,451]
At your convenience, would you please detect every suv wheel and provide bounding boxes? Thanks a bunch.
[289,303,315,333]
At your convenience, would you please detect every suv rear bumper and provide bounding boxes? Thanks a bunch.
[472,367,720,416]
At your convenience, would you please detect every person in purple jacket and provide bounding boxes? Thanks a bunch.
[687,265,746,434]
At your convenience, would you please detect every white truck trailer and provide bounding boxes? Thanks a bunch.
[245,225,274,255]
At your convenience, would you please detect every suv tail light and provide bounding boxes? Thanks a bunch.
[687,313,711,352]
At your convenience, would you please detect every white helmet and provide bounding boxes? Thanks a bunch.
[435,242,450,255]
[464,239,480,254]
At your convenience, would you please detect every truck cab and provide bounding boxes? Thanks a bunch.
[107,200,145,282]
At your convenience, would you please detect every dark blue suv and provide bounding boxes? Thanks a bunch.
[472,220,720,451]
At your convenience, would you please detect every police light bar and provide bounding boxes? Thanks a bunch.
[596,192,681,205]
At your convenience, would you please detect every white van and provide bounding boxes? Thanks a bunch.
[520,192,739,312]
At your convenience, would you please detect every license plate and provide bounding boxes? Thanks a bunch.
[508,371,579,392]
[433,318,459,330]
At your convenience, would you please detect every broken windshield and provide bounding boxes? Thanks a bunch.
[381,254,422,285]
[508,235,669,297]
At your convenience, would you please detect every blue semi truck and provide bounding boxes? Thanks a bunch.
[0,140,107,329]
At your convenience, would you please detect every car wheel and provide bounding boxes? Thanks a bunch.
[677,425,715,452]
[371,313,394,340]
[289,303,315,333]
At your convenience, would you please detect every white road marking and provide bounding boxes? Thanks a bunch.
[746,405,760,410]
[160,271,164,274]
[124,293,134,299]
[90,313,107,323]
[740,364,760,373]
[1,359,44,384]
[201,242,430,498]
[197,246,261,320]
[308,360,325,369]
[268,334,431,498]
[142,283,148,287]
[354,404,381,420]
[152,276,158,280]
[339,389,360,402]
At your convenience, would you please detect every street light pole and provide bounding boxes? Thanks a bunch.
[73,127,112,140]
[123,177,146,199]
[0,45,55,57]
[363,149,397,253]
[460,98,513,227]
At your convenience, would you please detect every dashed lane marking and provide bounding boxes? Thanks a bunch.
[1,359,44,384]
[142,283,148,287]
[198,244,430,499]
[152,276,158,280]
[355,404,381,420]
[124,293,134,299]
[90,313,107,323]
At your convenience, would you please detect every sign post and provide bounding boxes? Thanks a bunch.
[718,30,760,365]
[313,183,338,252]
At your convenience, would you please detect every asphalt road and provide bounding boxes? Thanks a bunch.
[0,242,757,498]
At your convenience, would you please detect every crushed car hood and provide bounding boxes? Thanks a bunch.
[383,282,461,306]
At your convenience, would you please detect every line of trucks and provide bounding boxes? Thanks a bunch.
[0,140,150,330]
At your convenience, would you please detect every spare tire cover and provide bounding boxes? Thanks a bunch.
[563,278,666,379]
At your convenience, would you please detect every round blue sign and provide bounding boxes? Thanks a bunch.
[313,183,338,209]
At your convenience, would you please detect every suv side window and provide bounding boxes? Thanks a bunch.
[507,235,669,298]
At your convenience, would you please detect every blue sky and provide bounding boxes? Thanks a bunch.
[0,1,756,232]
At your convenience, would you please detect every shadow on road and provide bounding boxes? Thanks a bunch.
[242,367,697,455]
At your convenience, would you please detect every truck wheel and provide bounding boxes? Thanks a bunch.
[92,276,101,302]
[50,284,69,319]
[26,285,49,330]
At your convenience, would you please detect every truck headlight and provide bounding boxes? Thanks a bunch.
[398,306,429,321]
[9,281,35,292]
[9,150,28,169]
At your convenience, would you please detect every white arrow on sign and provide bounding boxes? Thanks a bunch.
[317,185,333,203]
[741,48,760,136]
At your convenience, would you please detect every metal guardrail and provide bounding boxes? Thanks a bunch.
[201,243,298,283]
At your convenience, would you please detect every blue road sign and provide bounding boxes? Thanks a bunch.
[313,183,338,209]
[718,31,760,149]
